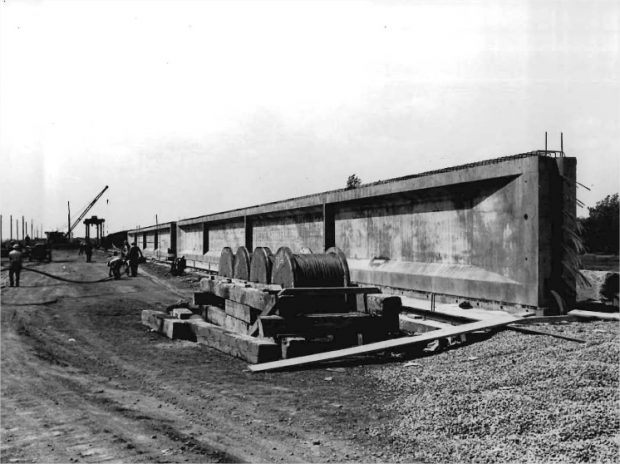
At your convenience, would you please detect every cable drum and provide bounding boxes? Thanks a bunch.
[233,246,251,280]
[271,247,350,288]
[249,247,274,284]
[218,247,235,278]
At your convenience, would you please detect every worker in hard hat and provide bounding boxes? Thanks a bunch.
[127,242,144,277]
[8,244,23,287]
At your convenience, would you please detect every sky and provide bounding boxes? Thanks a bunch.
[1,0,618,237]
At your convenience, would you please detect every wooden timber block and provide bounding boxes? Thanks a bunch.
[367,294,402,333]
[172,307,194,320]
[204,305,227,327]
[258,313,377,338]
[162,318,196,341]
[225,300,260,324]
[224,315,249,335]
[200,278,277,312]
[141,310,172,332]
[194,291,225,307]
[191,321,280,363]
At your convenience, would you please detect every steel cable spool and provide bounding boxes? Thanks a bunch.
[218,247,235,278]
[233,246,251,280]
[249,247,274,284]
[271,247,350,288]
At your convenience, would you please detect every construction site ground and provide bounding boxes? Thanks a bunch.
[1,250,618,463]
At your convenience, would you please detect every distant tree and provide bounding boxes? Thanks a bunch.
[346,174,362,190]
[580,193,619,254]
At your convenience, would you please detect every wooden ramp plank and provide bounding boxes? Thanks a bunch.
[249,315,518,372]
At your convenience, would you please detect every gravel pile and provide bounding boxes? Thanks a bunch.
[365,320,619,463]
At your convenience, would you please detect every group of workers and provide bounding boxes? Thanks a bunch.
[107,240,143,280]
[5,239,145,288]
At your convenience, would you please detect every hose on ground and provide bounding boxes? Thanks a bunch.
[0,266,113,284]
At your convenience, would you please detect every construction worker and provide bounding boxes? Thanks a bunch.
[121,240,130,258]
[84,239,93,263]
[8,244,23,287]
[107,251,123,280]
[127,242,143,277]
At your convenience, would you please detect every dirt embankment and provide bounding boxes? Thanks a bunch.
[1,252,618,463]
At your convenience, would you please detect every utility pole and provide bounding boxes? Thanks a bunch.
[22,216,25,240]
[30,219,33,238]
[67,201,71,240]
[9,214,12,240]
[0,214,3,245]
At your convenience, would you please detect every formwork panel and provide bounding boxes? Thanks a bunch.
[208,222,245,253]
[253,213,323,253]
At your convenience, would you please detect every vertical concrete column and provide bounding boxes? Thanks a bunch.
[244,215,253,251]
[171,223,177,257]
[85,224,89,239]
[154,230,158,250]
[556,157,578,309]
[202,222,209,254]
[323,202,335,251]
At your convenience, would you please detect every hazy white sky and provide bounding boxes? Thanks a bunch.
[1,0,618,236]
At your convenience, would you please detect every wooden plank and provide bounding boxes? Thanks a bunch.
[204,305,226,327]
[225,300,260,324]
[188,319,280,363]
[511,315,578,324]
[248,316,518,372]
[224,314,249,335]
[278,287,381,297]
[568,309,620,321]
[506,326,586,343]
[258,313,376,338]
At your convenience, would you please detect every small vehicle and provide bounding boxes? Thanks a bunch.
[28,243,52,262]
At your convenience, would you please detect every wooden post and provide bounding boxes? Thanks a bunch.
[10,214,12,240]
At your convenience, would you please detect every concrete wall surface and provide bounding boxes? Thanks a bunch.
[127,153,576,312]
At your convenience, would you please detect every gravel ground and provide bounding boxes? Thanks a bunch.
[144,260,620,462]
[365,321,619,463]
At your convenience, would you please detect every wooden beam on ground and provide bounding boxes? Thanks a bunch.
[506,326,586,343]
[568,309,620,321]
[258,312,376,338]
[249,315,518,372]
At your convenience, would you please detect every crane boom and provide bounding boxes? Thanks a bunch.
[65,185,109,237]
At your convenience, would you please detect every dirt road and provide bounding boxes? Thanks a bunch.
[1,251,618,463]
[0,251,396,463]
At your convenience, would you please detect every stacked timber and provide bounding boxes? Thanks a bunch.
[190,246,403,362]
[141,246,403,363]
